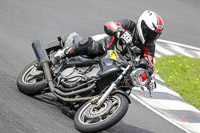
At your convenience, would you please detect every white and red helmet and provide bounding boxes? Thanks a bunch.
[137,10,164,44]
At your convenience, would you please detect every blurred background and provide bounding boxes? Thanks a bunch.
[0,0,199,133]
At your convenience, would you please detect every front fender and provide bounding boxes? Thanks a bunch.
[111,89,131,104]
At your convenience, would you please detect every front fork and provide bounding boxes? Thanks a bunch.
[96,65,131,106]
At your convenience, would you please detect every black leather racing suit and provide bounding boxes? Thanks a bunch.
[65,19,155,73]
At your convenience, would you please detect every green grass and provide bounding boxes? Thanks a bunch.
[154,55,200,110]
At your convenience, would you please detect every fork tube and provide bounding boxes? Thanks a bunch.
[97,65,131,106]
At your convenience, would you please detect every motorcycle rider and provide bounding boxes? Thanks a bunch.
[52,10,164,90]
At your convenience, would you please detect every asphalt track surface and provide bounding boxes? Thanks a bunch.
[0,0,199,133]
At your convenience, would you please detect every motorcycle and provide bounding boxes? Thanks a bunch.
[17,32,153,133]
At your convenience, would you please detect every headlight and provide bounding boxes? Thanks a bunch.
[130,68,149,87]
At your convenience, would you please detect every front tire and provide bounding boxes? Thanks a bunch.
[74,94,129,133]
[17,61,47,96]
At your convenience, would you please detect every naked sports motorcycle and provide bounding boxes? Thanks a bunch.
[17,32,153,133]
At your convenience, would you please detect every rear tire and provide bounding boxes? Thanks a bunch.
[74,94,129,133]
[17,61,47,96]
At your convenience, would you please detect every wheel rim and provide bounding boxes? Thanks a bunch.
[77,95,121,125]
[22,64,43,84]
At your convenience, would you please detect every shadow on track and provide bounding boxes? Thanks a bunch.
[104,121,153,133]
[33,93,153,133]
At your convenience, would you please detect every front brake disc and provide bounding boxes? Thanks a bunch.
[84,99,112,119]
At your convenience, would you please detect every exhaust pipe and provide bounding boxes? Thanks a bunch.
[32,40,54,90]
[32,40,49,64]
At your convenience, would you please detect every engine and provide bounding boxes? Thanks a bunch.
[58,65,100,88]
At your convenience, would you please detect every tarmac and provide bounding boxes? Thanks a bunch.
[131,39,200,133]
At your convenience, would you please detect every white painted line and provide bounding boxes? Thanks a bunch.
[151,100,200,112]
[157,39,200,51]
[168,45,194,57]
[132,90,200,133]
[193,51,200,57]
[154,52,162,58]
[186,123,200,133]
[156,44,175,55]
[130,93,192,133]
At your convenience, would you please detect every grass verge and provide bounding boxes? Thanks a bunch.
[154,55,200,110]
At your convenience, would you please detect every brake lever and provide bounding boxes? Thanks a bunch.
[148,89,152,98]
[146,77,155,98]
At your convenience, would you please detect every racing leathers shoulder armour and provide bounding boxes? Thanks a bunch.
[103,19,155,72]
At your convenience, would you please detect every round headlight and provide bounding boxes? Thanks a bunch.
[130,68,149,87]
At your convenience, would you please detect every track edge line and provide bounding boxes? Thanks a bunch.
[130,93,192,133]
[157,39,200,51]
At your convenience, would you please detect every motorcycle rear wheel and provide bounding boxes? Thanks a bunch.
[74,93,129,133]
[17,61,47,96]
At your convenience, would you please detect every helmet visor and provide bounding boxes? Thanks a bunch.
[141,20,161,43]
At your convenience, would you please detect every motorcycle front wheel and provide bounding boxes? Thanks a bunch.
[17,61,47,96]
[74,93,129,133]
